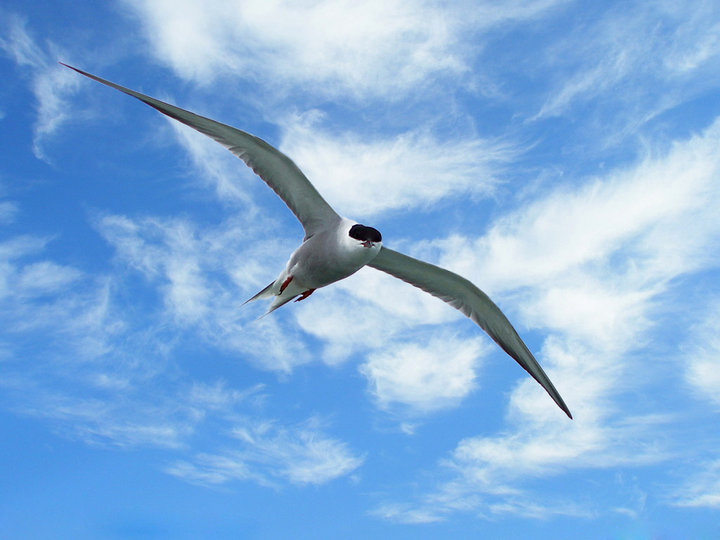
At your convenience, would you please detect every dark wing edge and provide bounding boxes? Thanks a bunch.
[61,63,340,239]
[368,246,572,419]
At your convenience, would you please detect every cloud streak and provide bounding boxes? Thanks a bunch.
[672,460,720,509]
[167,417,364,487]
[280,112,515,217]
[683,300,720,409]
[528,1,720,146]
[0,15,79,160]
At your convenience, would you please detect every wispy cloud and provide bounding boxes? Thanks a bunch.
[0,200,18,225]
[683,299,720,408]
[167,417,364,487]
[124,0,467,100]
[17,391,193,449]
[0,15,79,160]
[671,460,720,509]
[0,227,186,450]
[280,112,515,217]
[529,1,720,136]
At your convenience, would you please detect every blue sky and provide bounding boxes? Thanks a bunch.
[2,1,720,538]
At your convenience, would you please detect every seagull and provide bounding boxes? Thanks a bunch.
[62,63,572,419]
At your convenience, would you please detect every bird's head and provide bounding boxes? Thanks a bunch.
[348,223,382,249]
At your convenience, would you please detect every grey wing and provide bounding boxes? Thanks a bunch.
[62,63,340,239]
[368,246,572,419]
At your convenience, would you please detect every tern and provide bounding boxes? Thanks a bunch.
[62,63,572,419]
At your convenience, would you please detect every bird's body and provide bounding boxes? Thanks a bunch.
[252,217,383,313]
[63,63,573,419]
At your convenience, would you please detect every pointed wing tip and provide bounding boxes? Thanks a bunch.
[550,389,572,419]
[59,62,97,82]
[547,389,573,419]
[533,371,573,419]
[539,385,572,419]
[552,394,573,419]
[59,61,80,73]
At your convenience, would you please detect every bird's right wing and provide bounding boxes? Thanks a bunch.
[62,63,340,239]
[368,246,572,418]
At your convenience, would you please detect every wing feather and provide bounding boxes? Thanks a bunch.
[369,246,572,418]
[62,63,339,239]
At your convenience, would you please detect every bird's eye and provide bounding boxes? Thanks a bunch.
[349,224,382,242]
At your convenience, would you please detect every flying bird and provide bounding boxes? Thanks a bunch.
[62,63,572,419]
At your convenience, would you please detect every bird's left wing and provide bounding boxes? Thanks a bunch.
[368,246,572,419]
[61,63,340,239]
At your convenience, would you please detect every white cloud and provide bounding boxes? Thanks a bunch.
[372,503,444,524]
[672,460,720,509]
[0,16,79,160]
[361,335,485,412]
[15,261,83,295]
[167,417,364,487]
[279,112,514,217]
[533,43,632,120]
[8,374,271,451]
[0,199,313,470]
[532,2,720,125]
[0,236,278,452]
[684,301,720,408]
[124,0,570,101]
[661,3,720,74]
[124,0,467,99]
[187,380,266,413]
[63,405,191,449]
[0,15,46,67]
[0,201,18,224]
[0,235,95,336]
[293,286,404,365]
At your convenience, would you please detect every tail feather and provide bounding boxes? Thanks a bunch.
[262,292,300,317]
[244,276,306,317]
[243,280,276,305]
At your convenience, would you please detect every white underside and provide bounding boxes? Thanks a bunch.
[258,218,381,313]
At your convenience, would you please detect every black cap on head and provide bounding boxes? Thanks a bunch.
[349,224,382,243]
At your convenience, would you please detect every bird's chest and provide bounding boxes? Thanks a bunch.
[289,235,374,288]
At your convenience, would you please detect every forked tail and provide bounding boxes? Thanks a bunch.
[242,280,301,317]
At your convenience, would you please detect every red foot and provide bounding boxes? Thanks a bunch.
[280,276,293,293]
[294,288,316,302]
